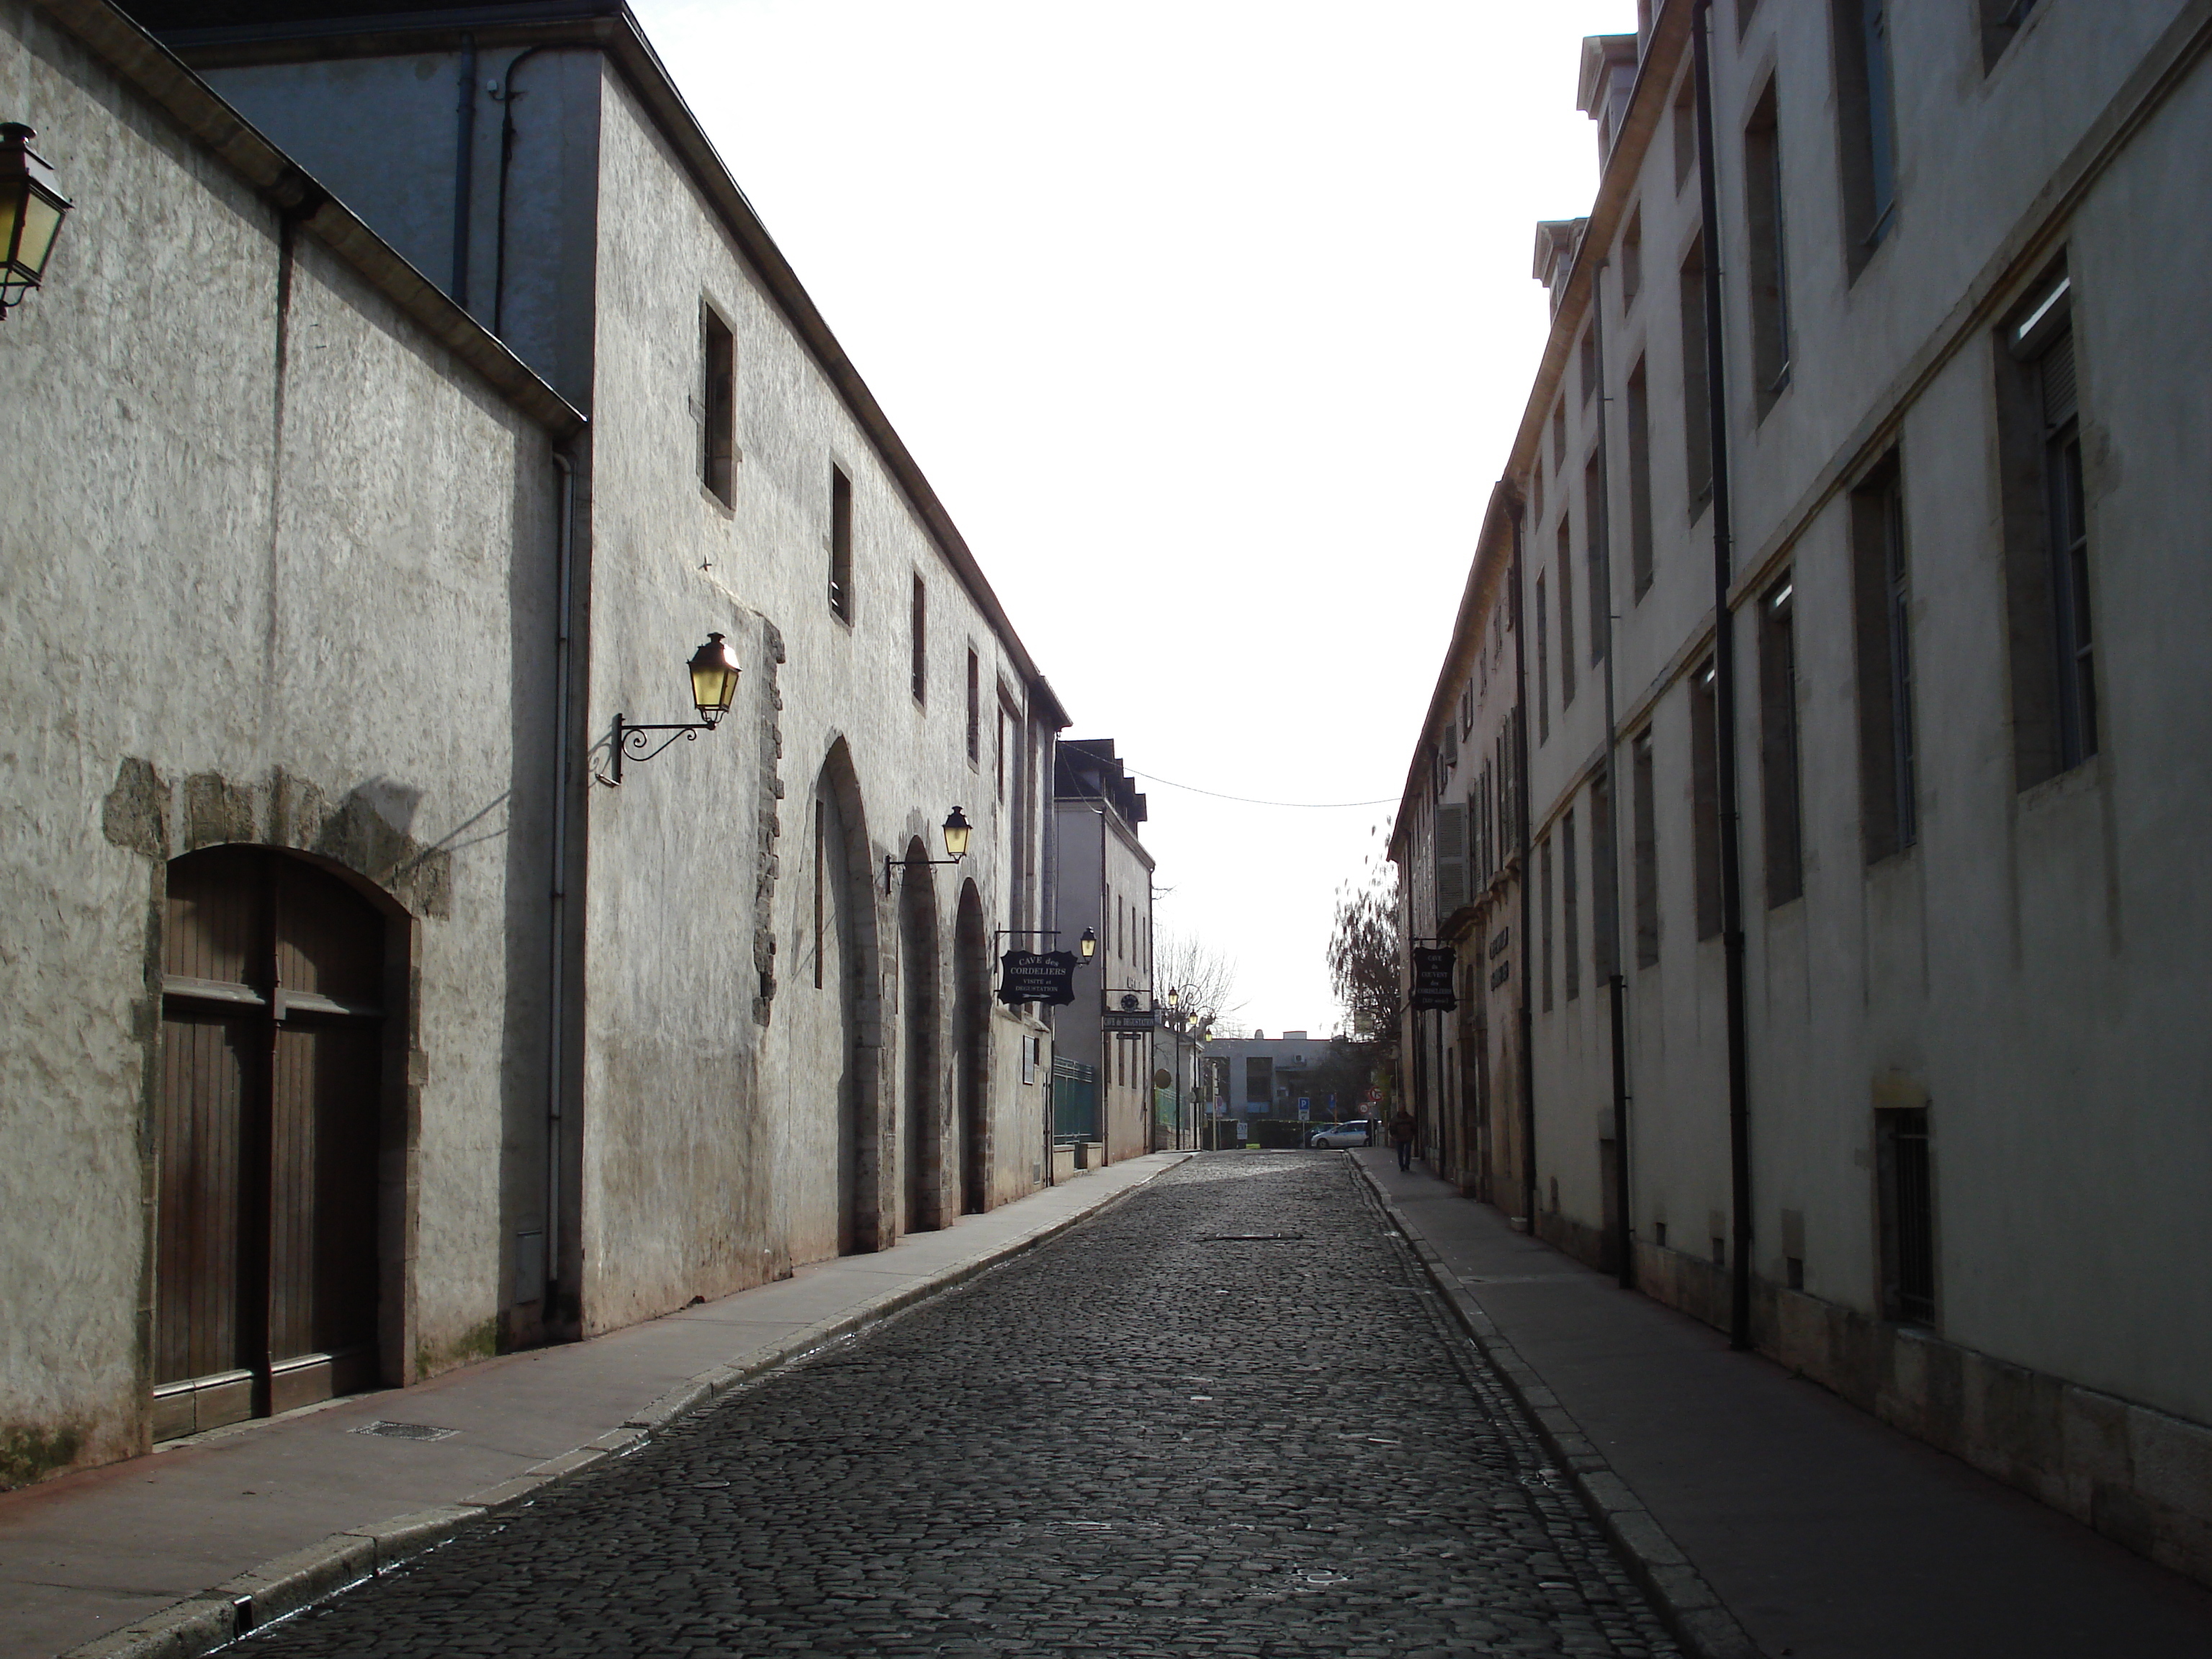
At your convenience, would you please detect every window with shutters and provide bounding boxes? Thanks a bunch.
[966,648,981,765]
[1996,267,2095,787]
[1434,802,1469,920]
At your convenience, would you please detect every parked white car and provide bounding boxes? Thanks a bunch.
[1307,1120,1374,1149]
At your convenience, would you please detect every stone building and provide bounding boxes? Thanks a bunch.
[0,0,1069,1485]
[1394,0,2212,1588]
[1050,738,1155,1162]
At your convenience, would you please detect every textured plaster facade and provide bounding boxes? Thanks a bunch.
[1,0,1066,1485]
[1395,0,2212,1588]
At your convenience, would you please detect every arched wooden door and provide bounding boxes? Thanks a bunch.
[897,842,940,1236]
[153,848,387,1439]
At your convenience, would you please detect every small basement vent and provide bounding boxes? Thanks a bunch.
[353,1420,459,1442]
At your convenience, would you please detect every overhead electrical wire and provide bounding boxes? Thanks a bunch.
[1123,768,1397,810]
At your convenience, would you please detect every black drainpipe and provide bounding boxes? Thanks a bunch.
[1692,0,1755,1351]
[1511,503,1537,1233]
[451,36,477,310]
[491,45,554,340]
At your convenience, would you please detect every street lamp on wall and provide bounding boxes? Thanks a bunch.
[883,806,974,890]
[595,631,741,786]
[1079,927,1097,962]
[0,125,71,319]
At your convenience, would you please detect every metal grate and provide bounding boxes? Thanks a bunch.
[353,1420,458,1442]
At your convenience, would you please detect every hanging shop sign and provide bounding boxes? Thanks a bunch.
[997,950,1076,1007]
[1411,947,1458,1012]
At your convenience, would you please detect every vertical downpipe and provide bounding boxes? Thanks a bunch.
[544,450,576,1323]
[1042,727,1058,1184]
[1693,0,1756,1350]
[1511,505,1537,1232]
[451,37,477,310]
[1591,258,1635,1291]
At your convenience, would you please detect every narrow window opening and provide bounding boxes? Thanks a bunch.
[1980,0,2039,68]
[1584,455,1608,665]
[1551,400,1568,471]
[1672,73,1697,195]
[1760,575,1804,907]
[1622,209,1642,307]
[1592,772,1618,981]
[1743,79,1791,413]
[1627,359,1655,599]
[701,305,736,506]
[1539,835,1555,1013]
[966,649,981,765]
[1632,730,1659,967]
[1691,660,1723,939]
[812,799,826,990]
[1558,524,1578,710]
[1563,808,1581,1002]
[1876,1107,1935,1323]
[1536,573,1552,746]
[828,465,853,620]
[1679,235,1713,508]
[909,575,927,704]
[1833,0,1897,276]
[1852,454,1917,861]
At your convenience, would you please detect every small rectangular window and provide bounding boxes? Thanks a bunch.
[1743,78,1791,413]
[1833,0,1897,276]
[1680,235,1713,507]
[1563,809,1581,1002]
[1627,358,1655,599]
[1851,454,1916,860]
[1558,525,1578,710]
[1760,575,1804,907]
[828,466,853,620]
[1691,660,1723,940]
[701,306,736,506]
[966,649,981,765]
[1876,1107,1935,1323]
[1632,729,1659,967]
[910,575,927,704]
[1621,208,1642,306]
[1551,400,1568,471]
[1540,835,1555,1013]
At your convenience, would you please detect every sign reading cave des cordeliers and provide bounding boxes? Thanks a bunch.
[997,950,1077,1007]
[1410,947,1457,1012]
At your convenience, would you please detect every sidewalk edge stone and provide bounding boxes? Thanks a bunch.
[1350,1157,1764,1659]
[54,1153,1190,1659]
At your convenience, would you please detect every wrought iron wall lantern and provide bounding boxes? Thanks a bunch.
[1078,926,1097,962]
[0,125,72,319]
[595,632,741,786]
[882,807,972,891]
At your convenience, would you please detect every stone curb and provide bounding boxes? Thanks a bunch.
[57,1154,1190,1659]
[1350,1159,1763,1659]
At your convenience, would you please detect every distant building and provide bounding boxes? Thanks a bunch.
[1393,0,2212,1592]
[1050,739,1155,1161]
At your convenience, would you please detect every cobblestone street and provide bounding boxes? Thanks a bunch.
[238,1156,1679,1658]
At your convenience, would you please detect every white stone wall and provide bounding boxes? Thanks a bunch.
[0,0,559,1478]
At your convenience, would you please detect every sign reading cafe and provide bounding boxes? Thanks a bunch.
[997,950,1077,1007]
[1410,947,1457,1012]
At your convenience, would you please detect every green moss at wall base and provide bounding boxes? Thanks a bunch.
[0,1423,88,1489]
[414,1316,500,1383]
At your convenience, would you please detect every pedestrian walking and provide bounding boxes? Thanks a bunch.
[1390,1108,1416,1173]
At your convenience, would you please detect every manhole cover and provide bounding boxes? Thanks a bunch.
[352,1420,458,1442]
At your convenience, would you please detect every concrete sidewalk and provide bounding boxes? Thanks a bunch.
[0,1154,1189,1659]
[1352,1148,2212,1659]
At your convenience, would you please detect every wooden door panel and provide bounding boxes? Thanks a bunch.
[155,1010,256,1388]
[269,1021,381,1367]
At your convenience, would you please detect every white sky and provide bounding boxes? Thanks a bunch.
[633,0,1637,1034]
